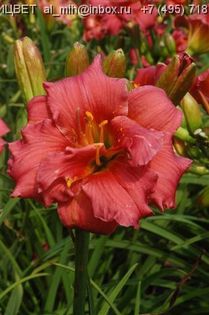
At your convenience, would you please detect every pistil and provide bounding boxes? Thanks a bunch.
[95,144,102,166]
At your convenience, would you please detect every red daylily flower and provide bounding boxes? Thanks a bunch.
[0,119,9,154]
[175,10,209,55]
[8,56,191,234]
[83,0,157,40]
[134,64,166,86]
[172,29,188,53]
[190,69,209,114]
[83,15,109,41]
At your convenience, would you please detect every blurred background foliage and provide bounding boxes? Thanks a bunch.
[1,1,209,314]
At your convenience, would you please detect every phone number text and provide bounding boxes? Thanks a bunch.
[141,4,209,16]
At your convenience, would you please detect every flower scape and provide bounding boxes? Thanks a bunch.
[8,56,191,234]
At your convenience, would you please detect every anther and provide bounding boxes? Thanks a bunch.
[99,120,108,143]
[66,177,73,188]
[85,111,94,122]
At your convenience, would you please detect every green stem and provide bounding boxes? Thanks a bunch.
[73,229,90,315]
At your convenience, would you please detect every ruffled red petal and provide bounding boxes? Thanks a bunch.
[43,55,128,141]
[110,159,158,219]
[36,145,100,205]
[0,119,9,136]
[128,86,182,132]
[0,139,6,154]
[58,192,117,234]
[27,96,51,124]
[82,167,154,228]
[8,119,68,199]
[111,115,164,166]
[134,65,166,86]
[0,119,9,154]
[150,134,192,209]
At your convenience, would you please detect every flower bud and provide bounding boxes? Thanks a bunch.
[197,186,209,207]
[65,42,90,77]
[170,63,196,105]
[175,127,195,143]
[156,54,196,105]
[0,105,7,118]
[14,37,46,102]
[187,146,202,159]
[187,17,209,55]
[173,138,186,156]
[164,33,176,55]
[156,55,180,96]
[181,93,202,133]
[198,90,209,115]
[160,45,169,60]
[102,49,126,78]
[190,164,209,175]
[178,107,187,129]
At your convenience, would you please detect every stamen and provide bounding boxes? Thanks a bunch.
[133,82,139,88]
[66,177,73,188]
[95,144,102,166]
[85,111,94,121]
[99,120,108,143]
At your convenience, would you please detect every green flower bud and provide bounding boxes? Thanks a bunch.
[102,49,126,78]
[0,105,7,118]
[187,146,202,159]
[197,186,209,206]
[190,164,209,175]
[177,107,187,129]
[181,93,202,133]
[164,33,176,55]
[65,42,89,77]
[175,127,195,143]
[14,37,46,102]
[156,55,180,96]
[157,54,196,105]
[173,138,186,156]
[170,63,196,105]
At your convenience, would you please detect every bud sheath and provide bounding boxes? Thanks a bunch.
[14,37,46,102]
[102,49,126,78]
[181,93,202,133]
[66,42,89,76]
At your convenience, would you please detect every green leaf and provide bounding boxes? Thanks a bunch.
[53,263,122,315]
[134,281,141,315]
[0,198,19,226]
[44,240,70,312]
[0,273,48,300]
[5,274,23,315]
[98,264,138,315]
